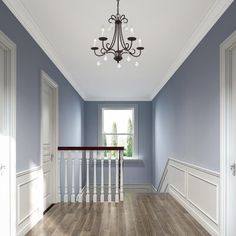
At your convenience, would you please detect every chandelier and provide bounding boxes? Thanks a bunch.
[91,0,144,68]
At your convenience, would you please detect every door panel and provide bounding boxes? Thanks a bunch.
[229,44,236,234]
[42,79,54,211]
[0,45,10,235]
[0,46,5,132]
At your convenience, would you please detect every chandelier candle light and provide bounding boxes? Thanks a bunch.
[91,0,144,67]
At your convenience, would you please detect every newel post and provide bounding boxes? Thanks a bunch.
[120,150,124,201]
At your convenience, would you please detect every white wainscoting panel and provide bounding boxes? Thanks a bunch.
[16,167,43,236]
[158,158,220,236]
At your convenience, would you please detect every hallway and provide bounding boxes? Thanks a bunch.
[27,192,209,236]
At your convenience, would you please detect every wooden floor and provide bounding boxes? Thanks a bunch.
[27,192,210,236]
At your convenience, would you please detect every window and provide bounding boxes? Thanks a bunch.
[98,105,138,159]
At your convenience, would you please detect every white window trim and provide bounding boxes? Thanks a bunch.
[98,104,139,160]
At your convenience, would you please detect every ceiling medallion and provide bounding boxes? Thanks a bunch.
[91,0,144,68]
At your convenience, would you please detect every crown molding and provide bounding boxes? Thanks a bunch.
[85,96,152,102]
[2,0,87,100]
[150,0,234,100]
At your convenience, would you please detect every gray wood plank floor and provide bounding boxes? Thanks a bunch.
[26,192,210,236]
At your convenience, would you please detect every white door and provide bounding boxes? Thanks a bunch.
[42,77,55,211]
[0,36,15,236]
[228,42,236,235]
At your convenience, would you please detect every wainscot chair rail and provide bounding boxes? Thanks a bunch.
[57,146,124,203]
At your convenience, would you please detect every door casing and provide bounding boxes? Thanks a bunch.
[220,30,236,236]
[40,70,59,206]
[0,30,16,236]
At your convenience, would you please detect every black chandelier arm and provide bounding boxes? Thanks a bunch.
[119,25,130,50]
[108,23,118,50]
[127,40,134,51]
[102,42,117,55]
[92,49,106,57]
[108,15,117,23]
[129,48,144,58]
[120,15,128,24]
[107,48,117,55]
[106,50,116,56]
[101,40,109,51]
[120,50,129,56]
[100,47,107,54]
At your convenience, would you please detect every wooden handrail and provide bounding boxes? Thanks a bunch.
[58,146,125,151]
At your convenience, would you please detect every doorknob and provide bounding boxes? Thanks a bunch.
[0,164,6,176]
[230,163,236,176]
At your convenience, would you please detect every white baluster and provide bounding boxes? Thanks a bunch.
[71,153,75,203]
[93,151,97,202]
[120,150,124,201]
[57,152,61,202]
[64,152,68,202]
[115,151,119,203]
[108,152,112,202]
[86,151,90,203]
[100,152,104,202]
[76,151,83,202]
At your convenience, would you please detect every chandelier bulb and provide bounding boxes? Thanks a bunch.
[127,56,131,62]
[117,63,122,69]
[104,55,108,61]
[125,26,129,31]
[130,26,134,34]
[135,61,139,67]
[138,38,142,47]
[97,61,101,67]
[101,25,105,36]
[93,38,97,47]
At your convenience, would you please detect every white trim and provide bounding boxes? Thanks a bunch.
[158,158,220,236]
[169,158,220,177]
[86,97,151,101]
[2,0,87,100]
[40,71,59,204]
[16,168,43,236]
[220,30,236,236]
[150,0,234,100]
[0,30,16,236]
[187,172,219,225]
[2,0,233,101]
[98,104,139,160]
[168,186,219,236]
[16,166,41,178]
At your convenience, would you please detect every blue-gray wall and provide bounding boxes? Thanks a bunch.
[152,1,236,188]
[0,1,85,173]
[85,102,152,184]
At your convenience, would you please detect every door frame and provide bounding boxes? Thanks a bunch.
[0,31,16,235]
[220,30,236,236]
[40,70,58,204]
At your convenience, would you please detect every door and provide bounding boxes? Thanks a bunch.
[228,41,236,235]
[41,74,56,211]
[0,34,16,236]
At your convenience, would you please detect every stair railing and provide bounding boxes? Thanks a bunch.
[57,146,124,203]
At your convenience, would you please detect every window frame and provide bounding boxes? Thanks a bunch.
[98,104,139,160]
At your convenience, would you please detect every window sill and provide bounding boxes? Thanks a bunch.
[123,157,143,162]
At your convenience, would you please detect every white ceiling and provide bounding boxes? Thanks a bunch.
[3,0,233,100]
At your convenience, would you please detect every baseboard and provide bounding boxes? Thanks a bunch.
[152,185,157,192]
[158,158,220,236]
[71,184,154,202]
